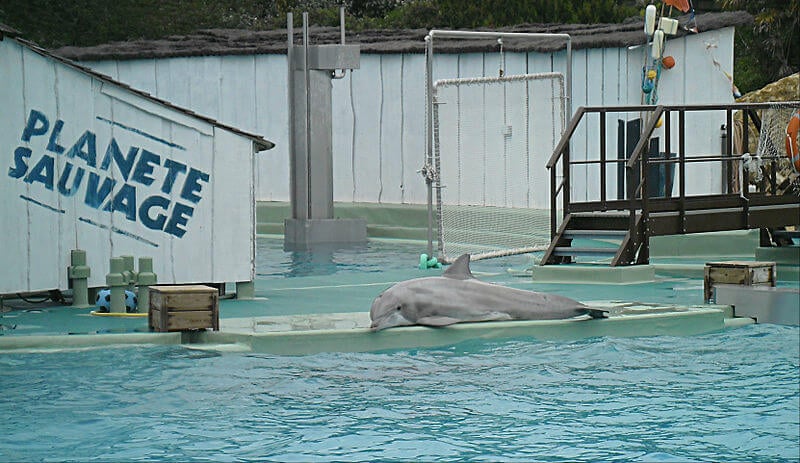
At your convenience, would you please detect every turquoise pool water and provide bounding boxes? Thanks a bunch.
[253,236,790,311]
[1,324,798,462]
[255,237,532,277]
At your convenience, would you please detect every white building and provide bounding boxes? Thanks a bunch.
[0,24,273,295]
[55,12,750,209]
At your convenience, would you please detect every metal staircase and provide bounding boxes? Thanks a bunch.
[543,212,641,266]
[541,102,800,267]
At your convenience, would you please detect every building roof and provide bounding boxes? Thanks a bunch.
[0,22,21,39]
[52,11,752,62]
[0,25,274,151]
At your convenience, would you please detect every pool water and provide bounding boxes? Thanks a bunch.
[252,236,789,311]
[1,324,798,462]
[255,237,532,278]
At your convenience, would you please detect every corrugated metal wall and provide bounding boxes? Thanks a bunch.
[84,28,736,206]
[1,38,257,293]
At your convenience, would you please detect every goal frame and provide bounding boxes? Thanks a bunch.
[423,29,574,260]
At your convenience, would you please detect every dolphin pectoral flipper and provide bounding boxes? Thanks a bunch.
[416,316,464,326]
[417,312,513,327]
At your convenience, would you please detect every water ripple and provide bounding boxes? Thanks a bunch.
[0,325,798,462]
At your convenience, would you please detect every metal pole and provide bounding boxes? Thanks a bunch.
[565,37,572,126]
[340,6,345,44]
[303,12,312,219]
[429,30,570,40]
[286,13,296,219]
[427,30,573,114]
[425,34,434,257]
[332,6,347,80]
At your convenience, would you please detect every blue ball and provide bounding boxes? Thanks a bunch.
[95,289,111,313]
[94,289,138,313]
[125,290,138,313]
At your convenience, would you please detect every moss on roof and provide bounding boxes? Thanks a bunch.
[53,11,752,61]
[0,23,22,39]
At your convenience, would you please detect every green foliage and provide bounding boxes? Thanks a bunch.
[359,0,638,29]
[382,1,442,29]
[0,0,793,95]
[0,0,641,48]
[0,0,264,47]
[716,0,800,93]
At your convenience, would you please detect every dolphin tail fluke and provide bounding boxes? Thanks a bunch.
[587,308,609,319]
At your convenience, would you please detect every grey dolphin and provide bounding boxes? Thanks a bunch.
[370,254,606,330]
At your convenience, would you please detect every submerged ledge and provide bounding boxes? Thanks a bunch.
[0,302,752,354]
[0,332,181,353]
[186,302,748,355]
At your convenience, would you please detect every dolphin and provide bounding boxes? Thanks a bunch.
[370,254,606,330]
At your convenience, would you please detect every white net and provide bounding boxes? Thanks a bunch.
[756,105,795,162]
[741,104,799,192]
[432,72,565,262]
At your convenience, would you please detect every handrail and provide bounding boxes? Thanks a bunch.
[548,105,667,169]
[626,106,664,169]
[546,106,585,169]
[545,101,800,265]
[547,102,800,180]
[578,101,798,112]
[565,154,788,165]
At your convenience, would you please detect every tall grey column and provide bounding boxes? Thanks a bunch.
[284,12,366,249]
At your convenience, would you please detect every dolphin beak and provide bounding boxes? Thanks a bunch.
[369,310,412,331]
[369,318,387,331]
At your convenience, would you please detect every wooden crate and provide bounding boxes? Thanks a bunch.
[149,285,219,332]
[704,261,776,303]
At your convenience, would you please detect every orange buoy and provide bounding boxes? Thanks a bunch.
[786,111,800,173]
[662,56,676,69]
[664,0,690,13]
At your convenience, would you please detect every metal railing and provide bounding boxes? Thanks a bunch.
[546,101,800,260]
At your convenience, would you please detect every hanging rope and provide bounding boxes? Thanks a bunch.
[497,38,504,77]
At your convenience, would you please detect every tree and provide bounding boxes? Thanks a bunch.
[0,0,644,48]
[7,0,793,97]
[717,0,800,92]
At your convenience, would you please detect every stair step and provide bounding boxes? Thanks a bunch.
[772,230,800,247]
[568,213,633,232]
[553,247,619,257]
[773,230,800,239]
[563,229,628,238]
[571,212,632,218]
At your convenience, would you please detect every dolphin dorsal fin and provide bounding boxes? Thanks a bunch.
[442,254,475,280]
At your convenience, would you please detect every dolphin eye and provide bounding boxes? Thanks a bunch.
[395,305,401,311]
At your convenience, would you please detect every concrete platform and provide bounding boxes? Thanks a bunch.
[183,301,746,356]
[2,233,782,355]
[716,284,800,325]
[755,246,800,282]
[0,295,754,355]
[755,245,800,266]
[531,264,656,284]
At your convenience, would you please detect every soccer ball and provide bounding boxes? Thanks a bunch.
[125,290,138,313]
[95,289,111,313]
[94,289,138,313]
